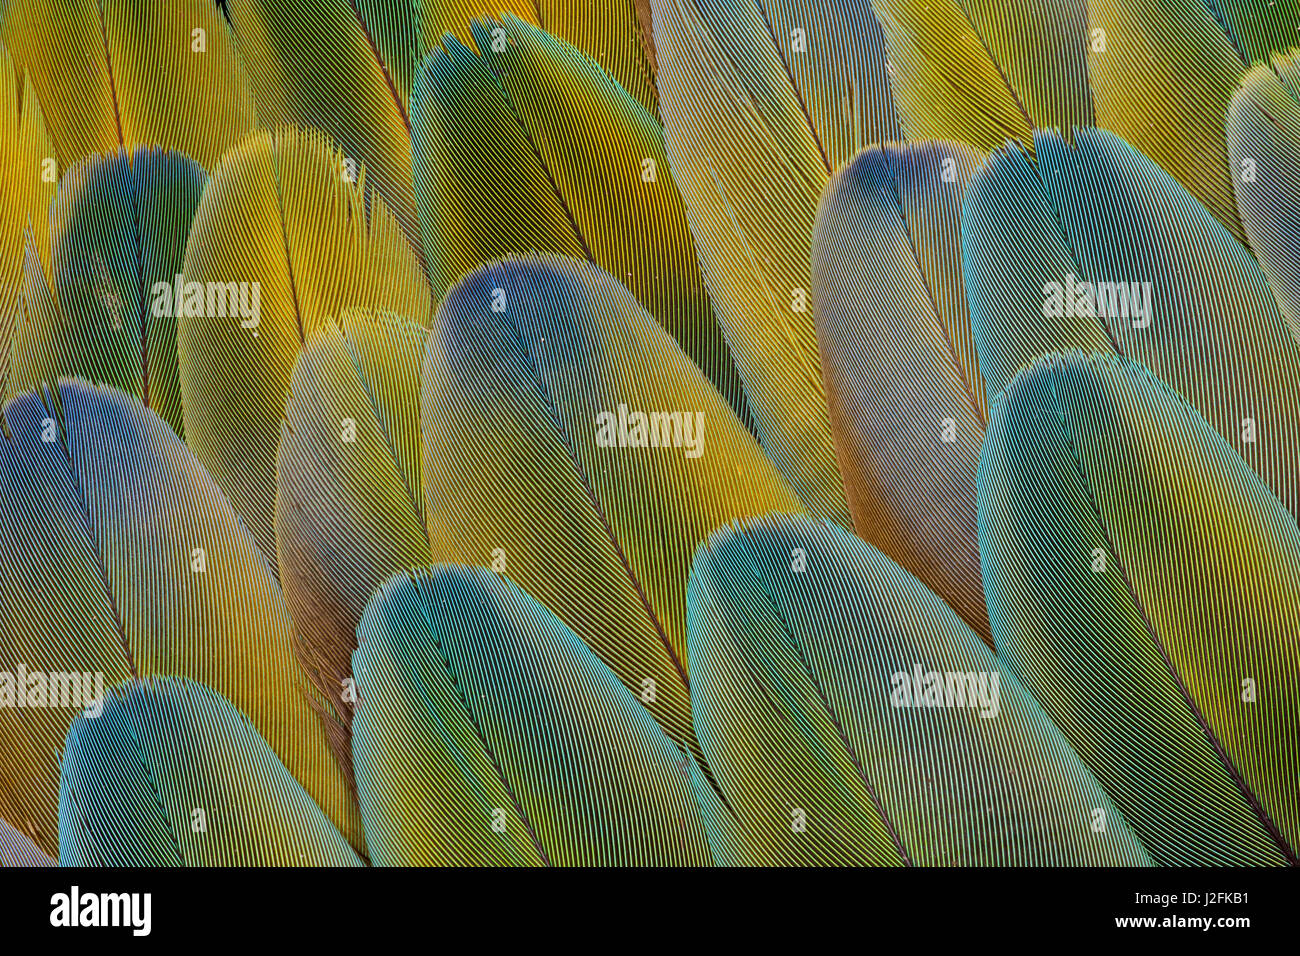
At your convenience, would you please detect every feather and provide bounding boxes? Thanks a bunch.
[978,350,1299,865]
[352,565,713,865]
[1226,55,1300,342]
[958,0,1093,131]
[276,310,430,765]
[1085,0,1248,240]
[224,0,421,253]
[650,0,899,525]
[1204,0,1300,65]
[964,127,1300,522]
[813,141,989,642]
[536,0,658,115]
[0,816,54,866]
[422,256,803,761]
[0,380,362,857]
[869,0,1032,151]
[0,0,253,171]
[177,125,430,572]
[9,147,205,437]
[684,512,1152,865]
[409,17,747,424]
[60,677,363,866]
[0,39,55,394]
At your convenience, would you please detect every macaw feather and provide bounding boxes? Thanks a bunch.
[352,565,713,866]
[1227,54,1300,344]
[422,255,803,764]
[410,17,745,423]
[1205,0,1300,66]
[979,351,1300,865]
[959,0,1093,132]
[813,141,989,642]
[651,0,891,526]
[869,0,1033,151]
[685,513,1152,865]
[178,124,430,572]
[0,816,54,866]
[276,310,430,770]
[60,676,363,866]
[9,148,205,437]
[0,380,362,858]
[1086,0,1249,240]
[0,0,253,171]
[964,127,1300,522]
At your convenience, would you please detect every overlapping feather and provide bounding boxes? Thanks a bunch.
[352,565,713,865]
[979,351,1300,865]
[813,140,989,641]
[0,380,361,857]
[684,513,1151,865]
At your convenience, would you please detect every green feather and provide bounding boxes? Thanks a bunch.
[60,677,363,866]
[351,565,713,866]
[979,350,1300,865]
[685,512,1152,865]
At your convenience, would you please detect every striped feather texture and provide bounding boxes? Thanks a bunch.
[352,565,713,866]
[0,39,54,395]
[177,125,430,572]
[959,0,1093,131]
[684,513,1152,865]
[978,351,1300,865]
[813,141,989,642]
[276,310,430,765]
[9,147,205,436]
[224,0,423,253]
[422,255,803,763]
[0,0,253,171]
[1205,0,1300,65]
[1085,0,1249,239]
[59,677,363,866]
[0,816,55,866]
[1227,55,1300,342]
[869,0,1032,151]
[0,380,361,857]
[650,0,900,527]
[409,16,747,423]
[964,127,1300,522]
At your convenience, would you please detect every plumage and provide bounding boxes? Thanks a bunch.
[421,255,802,763]
[0,0,253,171]
[352,565,713,865]
[0,38,54,395]
[964,127,1300,522]
[276,310,430,770]
[684,513,1152,865]
[813,141,989,642]
[0,380,361,857]
[1226,54,1300,342]
[0,0,1296,872]
[60,677,363,866]
[409,17,748,422]
[0,816,54,866]
[1205,0,1300,66]
[979,351,1300,865]
[178,125,430,572]
[1085,0,1249,240]
[650,0,896,527]
[869,0,1032,151]
[9,148,205,436]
